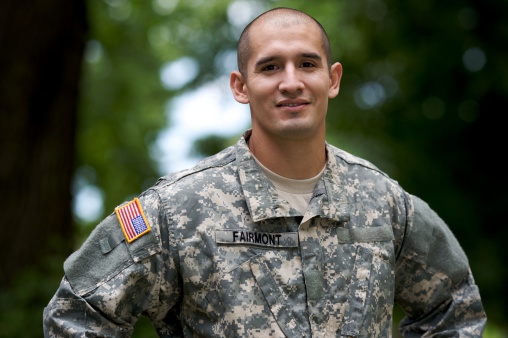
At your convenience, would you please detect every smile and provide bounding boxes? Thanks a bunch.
[277,100,309,107]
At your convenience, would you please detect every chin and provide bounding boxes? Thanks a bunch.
[277,123,318,139]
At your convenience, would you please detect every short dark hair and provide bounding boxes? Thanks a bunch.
[237,7,332,78]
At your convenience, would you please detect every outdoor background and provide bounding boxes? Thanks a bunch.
[1,0,507,337]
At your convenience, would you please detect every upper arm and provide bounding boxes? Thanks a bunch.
[44,189,181,335]
[394,194,486,335]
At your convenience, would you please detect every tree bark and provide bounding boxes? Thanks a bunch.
[0,0,88,286]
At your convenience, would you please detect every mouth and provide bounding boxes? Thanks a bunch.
[276,100,309,108]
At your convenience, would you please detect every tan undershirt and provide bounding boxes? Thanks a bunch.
[252,156,325,215]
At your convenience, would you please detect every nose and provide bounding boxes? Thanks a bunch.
[278,66,304,93]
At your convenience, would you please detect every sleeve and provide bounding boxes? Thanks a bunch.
[395,194,487,337]
[43,189,182,337]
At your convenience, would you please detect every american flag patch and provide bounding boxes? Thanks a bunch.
[115,198,151,243]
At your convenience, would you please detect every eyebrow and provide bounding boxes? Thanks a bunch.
[254,52,323,68]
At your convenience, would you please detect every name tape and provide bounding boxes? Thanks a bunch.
[215,230,299,248]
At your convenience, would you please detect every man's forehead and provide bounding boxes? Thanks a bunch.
[248,18,322,50]
[253,13,316,30]
[248,16,321,44]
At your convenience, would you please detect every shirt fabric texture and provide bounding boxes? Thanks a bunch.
[43,130,486,337]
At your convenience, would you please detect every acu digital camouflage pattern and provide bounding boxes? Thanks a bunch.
[43,130,486,337]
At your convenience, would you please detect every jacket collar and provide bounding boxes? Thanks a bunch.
[235,130,350,223]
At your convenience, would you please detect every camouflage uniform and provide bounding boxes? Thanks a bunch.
[43,130,486,337]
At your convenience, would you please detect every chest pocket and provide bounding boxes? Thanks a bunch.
[337,224,395,337]
[250,255,309,338]
[203,244,310,338]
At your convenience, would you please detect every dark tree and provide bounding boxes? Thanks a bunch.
[0,0,88,287]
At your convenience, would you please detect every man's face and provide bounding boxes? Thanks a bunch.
[236,19,341,142]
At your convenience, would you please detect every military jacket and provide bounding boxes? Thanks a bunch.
[43,131,486,337]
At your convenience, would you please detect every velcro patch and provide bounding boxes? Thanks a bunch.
[115,198,151,243]
[216,230,298,248]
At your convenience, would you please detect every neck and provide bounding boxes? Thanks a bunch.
[248,131,327,179]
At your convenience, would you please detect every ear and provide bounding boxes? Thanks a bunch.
[328,62,343,99]
[230,71,250,104]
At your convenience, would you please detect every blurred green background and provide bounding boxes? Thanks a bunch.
[1,0,506,336]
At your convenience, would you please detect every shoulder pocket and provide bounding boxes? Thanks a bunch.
[64,212,161,295]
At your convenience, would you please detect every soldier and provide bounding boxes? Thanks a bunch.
[43,7,487,337]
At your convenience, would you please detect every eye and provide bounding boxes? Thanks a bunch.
[301,61,316,68]
[262,64,278,71]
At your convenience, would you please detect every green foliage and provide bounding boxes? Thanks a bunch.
[0,255,63,337]
[191,134,240,158]
[132,316,159,338]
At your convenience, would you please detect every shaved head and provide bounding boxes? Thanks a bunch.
[237,7,332,78]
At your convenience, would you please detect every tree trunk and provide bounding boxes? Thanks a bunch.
[0,0,87,286]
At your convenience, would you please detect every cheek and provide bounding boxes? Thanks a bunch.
[249,87,273,104]
[308,76,329,92]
